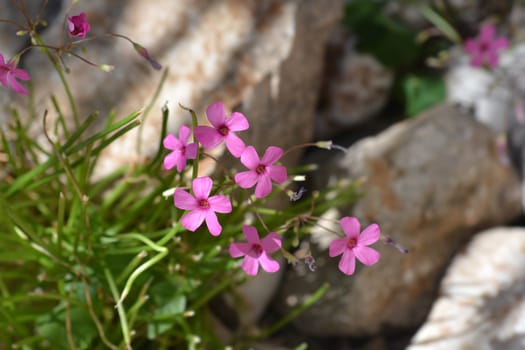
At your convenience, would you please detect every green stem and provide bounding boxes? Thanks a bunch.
[104,267,132,349]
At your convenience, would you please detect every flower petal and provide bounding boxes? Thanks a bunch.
[241,256,260,276]
[268,165,287,184]
[254,174,272,198]
[239,146,260,169]
[178,124,192,143]
[464,39,479,54]
[338,249,356,275]
[208,195,232,213]
[340,216,360,239]
[480,24,495,42]
[205,211,222,236]
[226,112,249,131]
[185,142,198,159]
[194,126,223,150]
[173,189,197,210]
[261,146,284,165]
[329,237,347,257]
[181,209,206,232]
[354,246,380,266]
[261,232,282,253]
[206,101,226,128]
[242,225,260,243]
[163,134,181,150]
[229,242,251,258]
[13,68,30,81]
[234,170,258,189]
[359,223,380,246]
[192,176,212,199]
[225,133,246,158]
[258,253,280,273]
[492,37,509,51]
[163,149,182,171]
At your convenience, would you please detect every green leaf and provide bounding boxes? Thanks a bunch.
[402,74,445,116]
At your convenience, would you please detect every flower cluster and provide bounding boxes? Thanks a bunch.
[164,101,384,276]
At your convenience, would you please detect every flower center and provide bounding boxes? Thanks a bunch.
[346,238,357,249]
[255,164,266,175]
[218,125,229,136]
[250,243,263,258]
[479,41,490,52]
[198,199,210,210]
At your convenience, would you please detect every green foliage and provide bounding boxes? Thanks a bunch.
[343,0,420,68]
[343,0,448,117]
[401,73,445,116]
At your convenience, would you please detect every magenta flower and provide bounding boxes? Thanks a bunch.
[464,24,508,69]
[67,12,90,38]
[174,177,232,236]
[0,54,30,95]
[329,216,381,276]
[229,226,282,276]
[234,146,287,198]
[163,124,198,172]
[194,102,249,157]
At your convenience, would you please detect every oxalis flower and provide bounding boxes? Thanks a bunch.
[464,24,508,69]
[234,146,287,198]
[67,12,90,38]
[0,54,30,95]
[163,124,198,172]
[229,225,282,276]
[194,102,249,157]
[174,177,232,236]
[329,216,380,276]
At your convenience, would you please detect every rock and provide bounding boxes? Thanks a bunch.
[276,103,521,337]
[315,45,393,139]
[408,227,525,350]
[1,0,343,174]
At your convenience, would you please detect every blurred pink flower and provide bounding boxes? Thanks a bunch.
[163,124,198,172]
[67,12,90,38]
[194,102,249,157]
[234,146,287,198]
[229,225,282,275]
[329,217,381,276]
[0,54,30,95]
[174,177,232,236]
[464,24,508,69]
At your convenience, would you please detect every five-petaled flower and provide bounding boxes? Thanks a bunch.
[0,54,30,95]
[229,225,282,276]
[67,12,90,38]
[194,102,249,158]
[464,24,508,69]
[163,124,198,172]
[329,216,380,276]
[174,177,232,236]
[234,146,287,198]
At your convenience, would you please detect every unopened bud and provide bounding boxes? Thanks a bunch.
[133,42,162,70]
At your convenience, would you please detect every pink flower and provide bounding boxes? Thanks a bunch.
[194,102,249,157]
[0,54,30,95]
[174,177,232,236]
[329,217,380,276]
[464,24,508,69]
[229,226,282,276]
[67,12,90,38]
[234,146,287,198]
[163,124,198,172]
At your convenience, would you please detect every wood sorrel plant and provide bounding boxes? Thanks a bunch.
[0,2,405,349]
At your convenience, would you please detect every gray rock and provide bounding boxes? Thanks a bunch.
[277,103,521,337]
[408,227,525,350]
[1,0,343,174]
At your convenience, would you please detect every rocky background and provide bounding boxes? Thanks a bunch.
[2,0,525,349]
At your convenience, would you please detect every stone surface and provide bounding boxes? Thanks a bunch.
[276,103,522,337]
[1,0,343,174]
[408,227,525,350]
